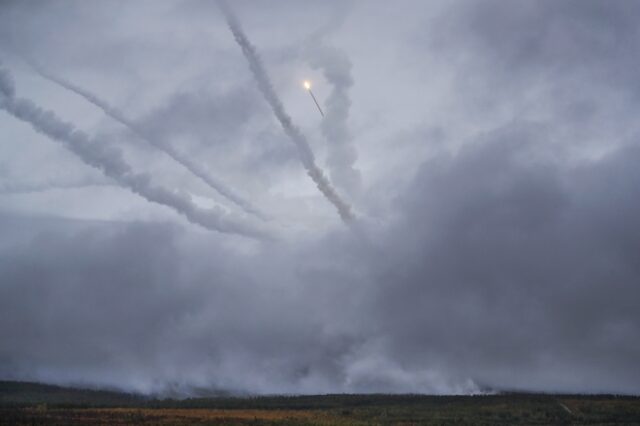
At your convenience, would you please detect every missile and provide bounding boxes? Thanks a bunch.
[303,80,324,118]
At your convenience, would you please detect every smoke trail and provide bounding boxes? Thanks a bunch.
[217,1,354,223]
[25,60,268,221]
[0,63,270,240]
[0,179,114,194]
[305,42,362,198]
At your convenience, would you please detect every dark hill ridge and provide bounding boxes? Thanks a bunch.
[1,380,640,425]
[0,381,144,407]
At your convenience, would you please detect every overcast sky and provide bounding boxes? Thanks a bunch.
[1,0,640,395]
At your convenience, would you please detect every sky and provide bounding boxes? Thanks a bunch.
[1,0,640,395]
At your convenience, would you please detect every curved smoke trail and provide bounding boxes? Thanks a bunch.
[0,63,271,240]
[305,42,362,198]
[25,60,268,221]
[217,1,354,223]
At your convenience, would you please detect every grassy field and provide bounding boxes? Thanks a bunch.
[1,381,639,425]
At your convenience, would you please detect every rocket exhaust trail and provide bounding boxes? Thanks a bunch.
[25,60,269,222]
[0,63,271,240]
[304,81,324,117]
[218,0,354,223]
[309,89,324,117]
[0,178,114,194]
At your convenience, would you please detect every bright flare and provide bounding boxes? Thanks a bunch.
[303,80,311,90]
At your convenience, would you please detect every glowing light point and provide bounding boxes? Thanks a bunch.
[303,80,311,90]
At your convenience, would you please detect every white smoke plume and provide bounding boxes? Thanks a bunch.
[0,63,270,240]
[305,42,362,198]
[25,60,269,221]
[217,1,354,223]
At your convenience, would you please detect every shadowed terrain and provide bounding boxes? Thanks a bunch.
[1,381,639,425]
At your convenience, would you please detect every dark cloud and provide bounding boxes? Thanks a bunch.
[434,0,640,85]
[373,124,640,394]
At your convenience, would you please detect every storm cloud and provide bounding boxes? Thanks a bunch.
[1,0,640,395]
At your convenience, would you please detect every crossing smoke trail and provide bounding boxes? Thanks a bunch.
[0,63,270,240]
[26,60,268,221]
[217,1,354,223]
